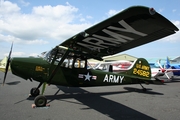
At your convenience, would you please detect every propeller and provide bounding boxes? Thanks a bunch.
[157,59,170,79]
[3,43,13,86]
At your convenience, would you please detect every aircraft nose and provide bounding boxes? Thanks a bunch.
[10,58,22,76]
[10,57,49,80]
[10,58,31,79]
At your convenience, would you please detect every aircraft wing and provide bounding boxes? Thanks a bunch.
[60,6,179,60]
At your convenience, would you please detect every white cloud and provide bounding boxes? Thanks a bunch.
[26,39,49,45]
[173,20,180,26]
[106,9,119,17]
[32,4,78,22]
[0,0,20,14]
[18,0,30,6]
[86,15,92,19]
[172,9,176,13]
[0,34,48,45]
[0,1,93,59]
[106,9,124,17]
[158,8,164,13]
[4,51,25,57]
[29,53,39,57]
[0,1,92,44]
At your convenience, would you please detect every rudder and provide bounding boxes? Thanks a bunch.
[125,58,151,80]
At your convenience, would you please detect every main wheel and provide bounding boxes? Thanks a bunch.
[34,95,47,107]
[30,87,40,97]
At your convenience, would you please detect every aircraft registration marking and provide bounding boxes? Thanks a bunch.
[103,74,124,83]
[133,63,150,77]
[35,66,44,72]
[77,20,147,52]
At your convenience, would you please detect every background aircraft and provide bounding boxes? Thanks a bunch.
[165,57,180,76]
[2,6,179,107]
[0,57,11,72]
[150,63,173,80]
[157,57,180,78]
[93,60,132,72]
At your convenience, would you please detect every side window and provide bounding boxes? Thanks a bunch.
[54,56,61,65]
[102,65,108,70]
[98,64,108,70]
[61,58,74,68]
[74,58,86,68]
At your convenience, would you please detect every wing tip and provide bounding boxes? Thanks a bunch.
[149,7,156,15]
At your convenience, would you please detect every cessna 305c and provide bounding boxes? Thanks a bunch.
[3,6,179,107]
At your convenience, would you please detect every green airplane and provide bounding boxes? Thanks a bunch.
[3,6,179,107]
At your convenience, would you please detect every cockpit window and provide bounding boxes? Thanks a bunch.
[43,46,87,69]
[74,58,85,68]
[61,58,73,68]
[43,46,68,64]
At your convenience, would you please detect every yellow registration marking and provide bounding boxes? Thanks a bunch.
[35,66,44,72]
[133,63,150,77]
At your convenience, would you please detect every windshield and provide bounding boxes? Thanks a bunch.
[43,46,88,68]
[43,46,68,63]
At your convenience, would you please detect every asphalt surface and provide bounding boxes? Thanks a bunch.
[0,72,180,120]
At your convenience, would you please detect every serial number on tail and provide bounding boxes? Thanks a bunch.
[133,68,150,77]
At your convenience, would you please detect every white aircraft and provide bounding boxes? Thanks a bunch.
[155,59,180,79]
[150,63,173,79]
[93,60,132,72]
[0,56,11,72]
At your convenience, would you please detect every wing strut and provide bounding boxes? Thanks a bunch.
[47,50,70,84]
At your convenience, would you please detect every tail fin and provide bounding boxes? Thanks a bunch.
[166,57,171,69]
[124,58,151,80]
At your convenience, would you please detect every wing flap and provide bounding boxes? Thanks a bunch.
[60,6,178,59]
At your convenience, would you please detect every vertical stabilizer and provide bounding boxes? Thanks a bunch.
[125,58,151,80]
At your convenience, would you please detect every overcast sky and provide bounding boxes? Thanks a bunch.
[0,0,180,59]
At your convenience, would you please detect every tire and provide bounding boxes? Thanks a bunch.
[30,87,40,97]
[34,95,47,107]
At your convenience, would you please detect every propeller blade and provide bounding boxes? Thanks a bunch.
[3,43,13,86]
[164,69,171,79]
[165,72,170,79]
[157,59,163,69]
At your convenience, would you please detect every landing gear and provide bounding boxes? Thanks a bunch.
[30,82,43,97]
[29,82,49,108]
[30,87,40,97]
[34,95,47,107]
[140,83,147,92]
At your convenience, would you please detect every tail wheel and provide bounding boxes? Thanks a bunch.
[34,95,47,107]
[30,87,40,97]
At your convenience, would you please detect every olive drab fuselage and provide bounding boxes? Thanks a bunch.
[10,46,152,87]
[9,6,179,88]
[3,6,178,108]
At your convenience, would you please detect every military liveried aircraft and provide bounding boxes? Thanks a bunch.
[2,6,179,107]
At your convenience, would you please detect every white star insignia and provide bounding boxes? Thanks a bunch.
[84,72,92,81]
